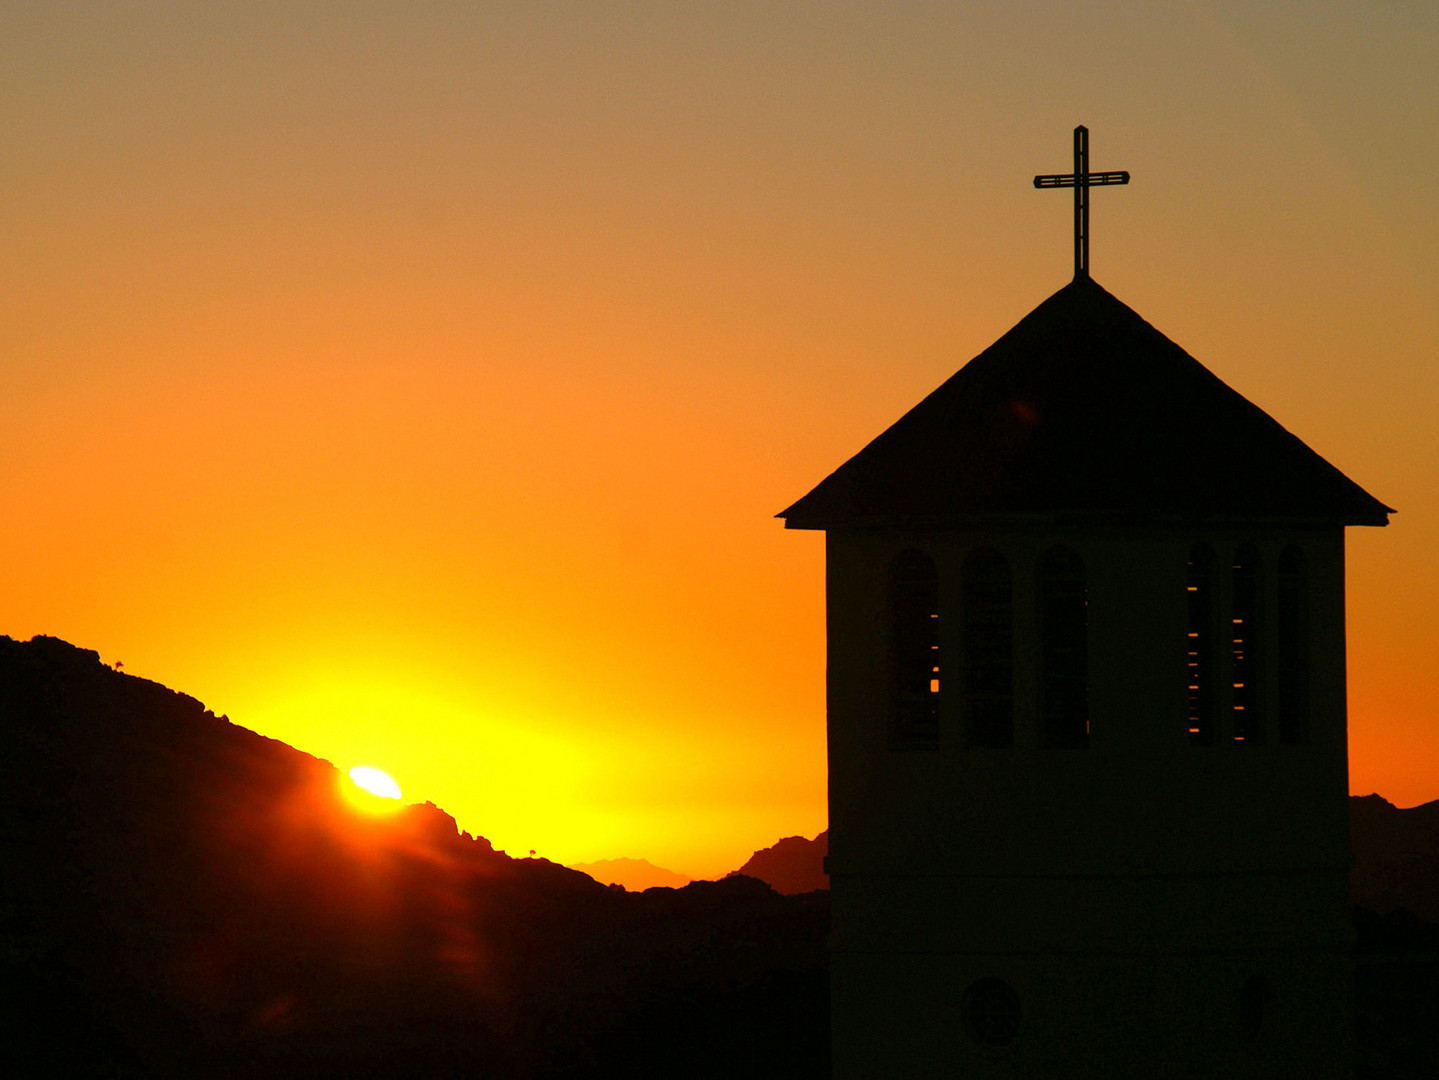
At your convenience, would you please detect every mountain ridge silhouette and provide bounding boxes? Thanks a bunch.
[0,634,827,1078]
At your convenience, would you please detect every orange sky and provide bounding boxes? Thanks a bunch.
[2,4,1436,878]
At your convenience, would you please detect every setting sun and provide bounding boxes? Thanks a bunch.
[347,766,403,808]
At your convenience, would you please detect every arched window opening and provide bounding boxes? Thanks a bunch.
[891,550,940,744]
[962,549,1013,748]
[1278,545,1308,745]
[1040,545,1088,748]
[1237,974,1274,1042]
[1231,546,1263,743]
[1186,545,1217,745]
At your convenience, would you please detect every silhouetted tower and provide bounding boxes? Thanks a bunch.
[780,128,1390,1078]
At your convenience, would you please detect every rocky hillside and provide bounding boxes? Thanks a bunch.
[0,636,827,1079]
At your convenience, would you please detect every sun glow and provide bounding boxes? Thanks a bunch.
[345,766,404,813]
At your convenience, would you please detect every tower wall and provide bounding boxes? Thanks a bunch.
[826,523,1353,1077]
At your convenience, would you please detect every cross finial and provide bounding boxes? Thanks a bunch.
[1034,126,1130,280]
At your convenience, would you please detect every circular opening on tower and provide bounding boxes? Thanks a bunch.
[963,976,1022,1046]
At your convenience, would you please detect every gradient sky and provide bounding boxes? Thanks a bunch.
[3,2,1436,879]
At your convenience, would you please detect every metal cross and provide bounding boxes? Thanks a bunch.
[1033,126,1130,280]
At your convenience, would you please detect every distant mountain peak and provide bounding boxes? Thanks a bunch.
[728,831,828,895]
[568,857,690,891]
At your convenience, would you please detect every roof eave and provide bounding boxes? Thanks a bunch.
[778,508,1392,532]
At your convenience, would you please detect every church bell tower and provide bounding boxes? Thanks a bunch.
[780,129,1390,1078]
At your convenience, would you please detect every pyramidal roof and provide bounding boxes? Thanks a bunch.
[780,276,1391,529]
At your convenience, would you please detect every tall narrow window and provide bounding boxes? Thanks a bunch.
[1231,546,1263,743]
[962,549,1013,748]
[892,550,940,744]
[1186,545,1216,745]
[1277,545,1308,745]
[1040,545,1089,748]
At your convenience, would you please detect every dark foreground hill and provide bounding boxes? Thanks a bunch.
[1351,792,1439,923]
[1349,793,1439,1079]
[0,636,826,1079]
